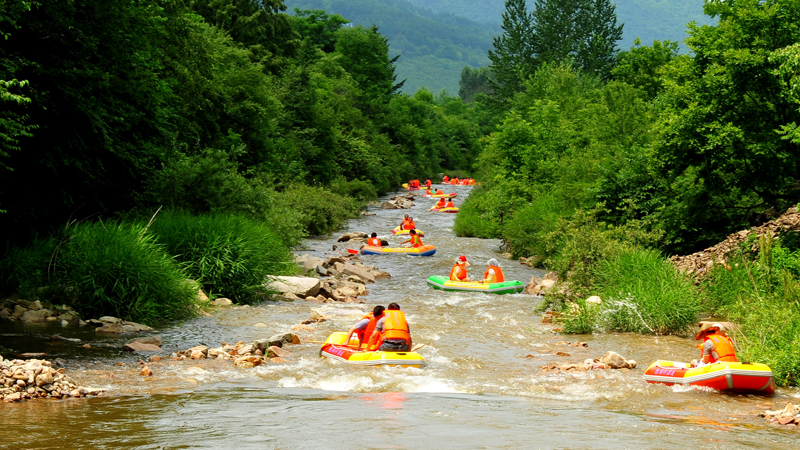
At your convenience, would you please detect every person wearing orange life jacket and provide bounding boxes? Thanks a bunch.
[403,216,416,230]
[425,187,434,195]
[691,323,738,367]
[400,214,410,229]
[480,258,505,283]
[450,255,471,282]
[434,189,444,195]
[401,229,424,248]
[451,178,459,184]
[430,198,446,210]
[366,302,412,352]
[444,199,455,208]
[367,232,381,247]
[443,175,449,182]
[345,305,385,351]
[425,179,432,187]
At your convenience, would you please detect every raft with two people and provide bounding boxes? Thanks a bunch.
[436,207,459,213]
[426,276,525,294]
[391,226,425,236]
[421,192,457,198]
[643,360,775,395]
[319,332,426,368]
[361,245,437,256]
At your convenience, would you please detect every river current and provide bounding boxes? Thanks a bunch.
[2,185,799,449]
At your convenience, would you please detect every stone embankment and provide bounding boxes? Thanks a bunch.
[0,355,103,402]
[670,205,800,279]
[268,252,390,304]
[0,299,80,324]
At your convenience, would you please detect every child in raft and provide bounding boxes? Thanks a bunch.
[367,232,381,247]
[430,198,446,210]
[400,229,424,248]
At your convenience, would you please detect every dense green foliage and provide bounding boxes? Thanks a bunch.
[149,211,294,303]
[0,0,481,322]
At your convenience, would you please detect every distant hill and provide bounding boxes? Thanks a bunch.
[285,0,713,94]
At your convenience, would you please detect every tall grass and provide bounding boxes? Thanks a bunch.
[703,235,800,385]
[149,211,294,303]
[563,247,699,335]
[55,221,198,325]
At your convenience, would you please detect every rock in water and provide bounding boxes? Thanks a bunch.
[265,276,321,298]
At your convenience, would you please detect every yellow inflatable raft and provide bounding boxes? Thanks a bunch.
[319,332,425,368]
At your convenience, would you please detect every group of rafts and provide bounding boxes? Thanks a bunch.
[323,181,776,395]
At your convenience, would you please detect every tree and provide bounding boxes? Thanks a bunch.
[289,9,349,54]
[531,0,623,79]
[458,66,494,103]
[612,38,680,100]
[335,25,404,109]
[487,0,535,106]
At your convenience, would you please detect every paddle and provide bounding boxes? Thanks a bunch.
[411,343,426,352]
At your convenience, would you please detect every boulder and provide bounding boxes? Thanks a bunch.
[342,263,375,283]
[213,297,233,307]
[127,335,163,347]
[539,279,557,293]
[595,351,636,369]
[266,332,300,348]
[234,356,263,368]
[373,270,391,280]
[99,316,122,324]
[95,321,153,333]
[266,276,321,298]
[186,345,208,356]
[123,342,162,352]
[337,232,368,243]
[268,346,293,358]
[29,300,43,311]
[295,254,327,271]
[586,296,602,305]
[310,307,365,321]
[20,309,52,323]
[524,276,543,295]
[140,366,153,376]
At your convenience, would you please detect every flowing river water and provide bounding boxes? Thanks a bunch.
[2,185,799,449]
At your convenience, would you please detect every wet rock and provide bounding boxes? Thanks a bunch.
[540,311,562,324]
[524,276,543,295]
[595,351,636,369]
[373,270,391,280]
[266,276,321,298]
[254,322,268,328]
[140,366,153,376]
[95,320,154,333]
[123,342,162,352]
[149,356,162,362]
[539,279,556,293]
[127,335,163,347]
[213,297,233,307]
[266,332,300,348]
[310,307,365,321]
[543,272,559,281]
[342,263,375,283]
[99,316,122,324]
[337,232,368,243]
[295,254,327,272]
[29,300,43,311]
[268,346,292,358]
[233,356,263,368]
[207,347,229,358]
[20,309,52,323]
[186,345,208,356]
[12,305,27,320]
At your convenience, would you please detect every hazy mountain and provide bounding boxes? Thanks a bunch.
[285,0,712,94]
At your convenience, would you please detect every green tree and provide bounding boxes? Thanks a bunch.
[487,0,535,106]
[612,38,680,100]
[289,8,348,53]
[335,25,404,108]
[458,65,494,103]
[531,0,623,79]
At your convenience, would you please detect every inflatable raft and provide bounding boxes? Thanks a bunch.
[437,207,459,213]
[426,275,525,294]
[421,193,457,198]
[401,183,422,191]
[391,226,425,236]
[643,360,775,395]
[361,244,436,256]
[320,332,425,368]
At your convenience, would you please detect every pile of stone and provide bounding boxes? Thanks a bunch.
[541,351,637,372]
[671,205,800,279]
[761,403,800,426]
[0,300,80,324]
[381,194,416,209]
[524,272,559,296]
[0,354,103,402]
[269,253,390,304]
[89,316,153,333]
[168,332,299,369]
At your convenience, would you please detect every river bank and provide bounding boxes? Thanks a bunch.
[2,185,799,448]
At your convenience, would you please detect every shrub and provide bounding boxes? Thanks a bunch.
[54,221,198,325]
[503,194,565,261]
[453,186,507,238]
[329,177,378,203]
[149,211,294,303]
[0,236,57,295]
[272,184,361,236]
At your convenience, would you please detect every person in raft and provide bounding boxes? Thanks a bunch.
[442,175,449,183]
[479,258,505,283]
[367,302,412,352]
[367,232,381,247]
[401,229,423,248]
[345,305,385,351]
[400,214,410,229]
[425,179,432,187]
[431,198,447,210]
[444,199,455,208]
[450,255,471,282]
[434,188,445,195]
[425,187,434,195]
[403,216,416,230]
[691,322,738,367]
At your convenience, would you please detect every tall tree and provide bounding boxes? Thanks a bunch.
[458,66,494,103]
[531,0,623,79]
[487,0,535,106]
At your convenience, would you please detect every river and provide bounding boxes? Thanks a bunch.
[1,185,799,449]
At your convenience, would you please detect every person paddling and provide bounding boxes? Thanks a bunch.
[691,323,738,367]
[344,305,385,351]
[434,188,444,195]
[366,302,412,352]
[450,255,471,282]
[401,229,424,248]
[479,258,505,284]
[430,198,446,211]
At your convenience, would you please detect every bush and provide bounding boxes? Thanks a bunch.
[453,186,508,238]
[272,184,362,236]
[0,236,57,295]
[54,221,198,325]
[503,194,565,261]
[149,211,294,303]
[329,177,378,203]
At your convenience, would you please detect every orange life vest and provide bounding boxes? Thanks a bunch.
[383,310,410,343]
[404,221,416,230]
[426,189,433,195]
[425,179,431,187]
[435,189,443,195]
[445,201,454,208]
[356,312,383,350]
[452,178,459,184]
[484,265,505,283]
[443,175,449,182]
[450,263,467,281]
[368,237,381,247]
[704,334,738,363]
[410,234,423,247]
[435,199,446,208]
